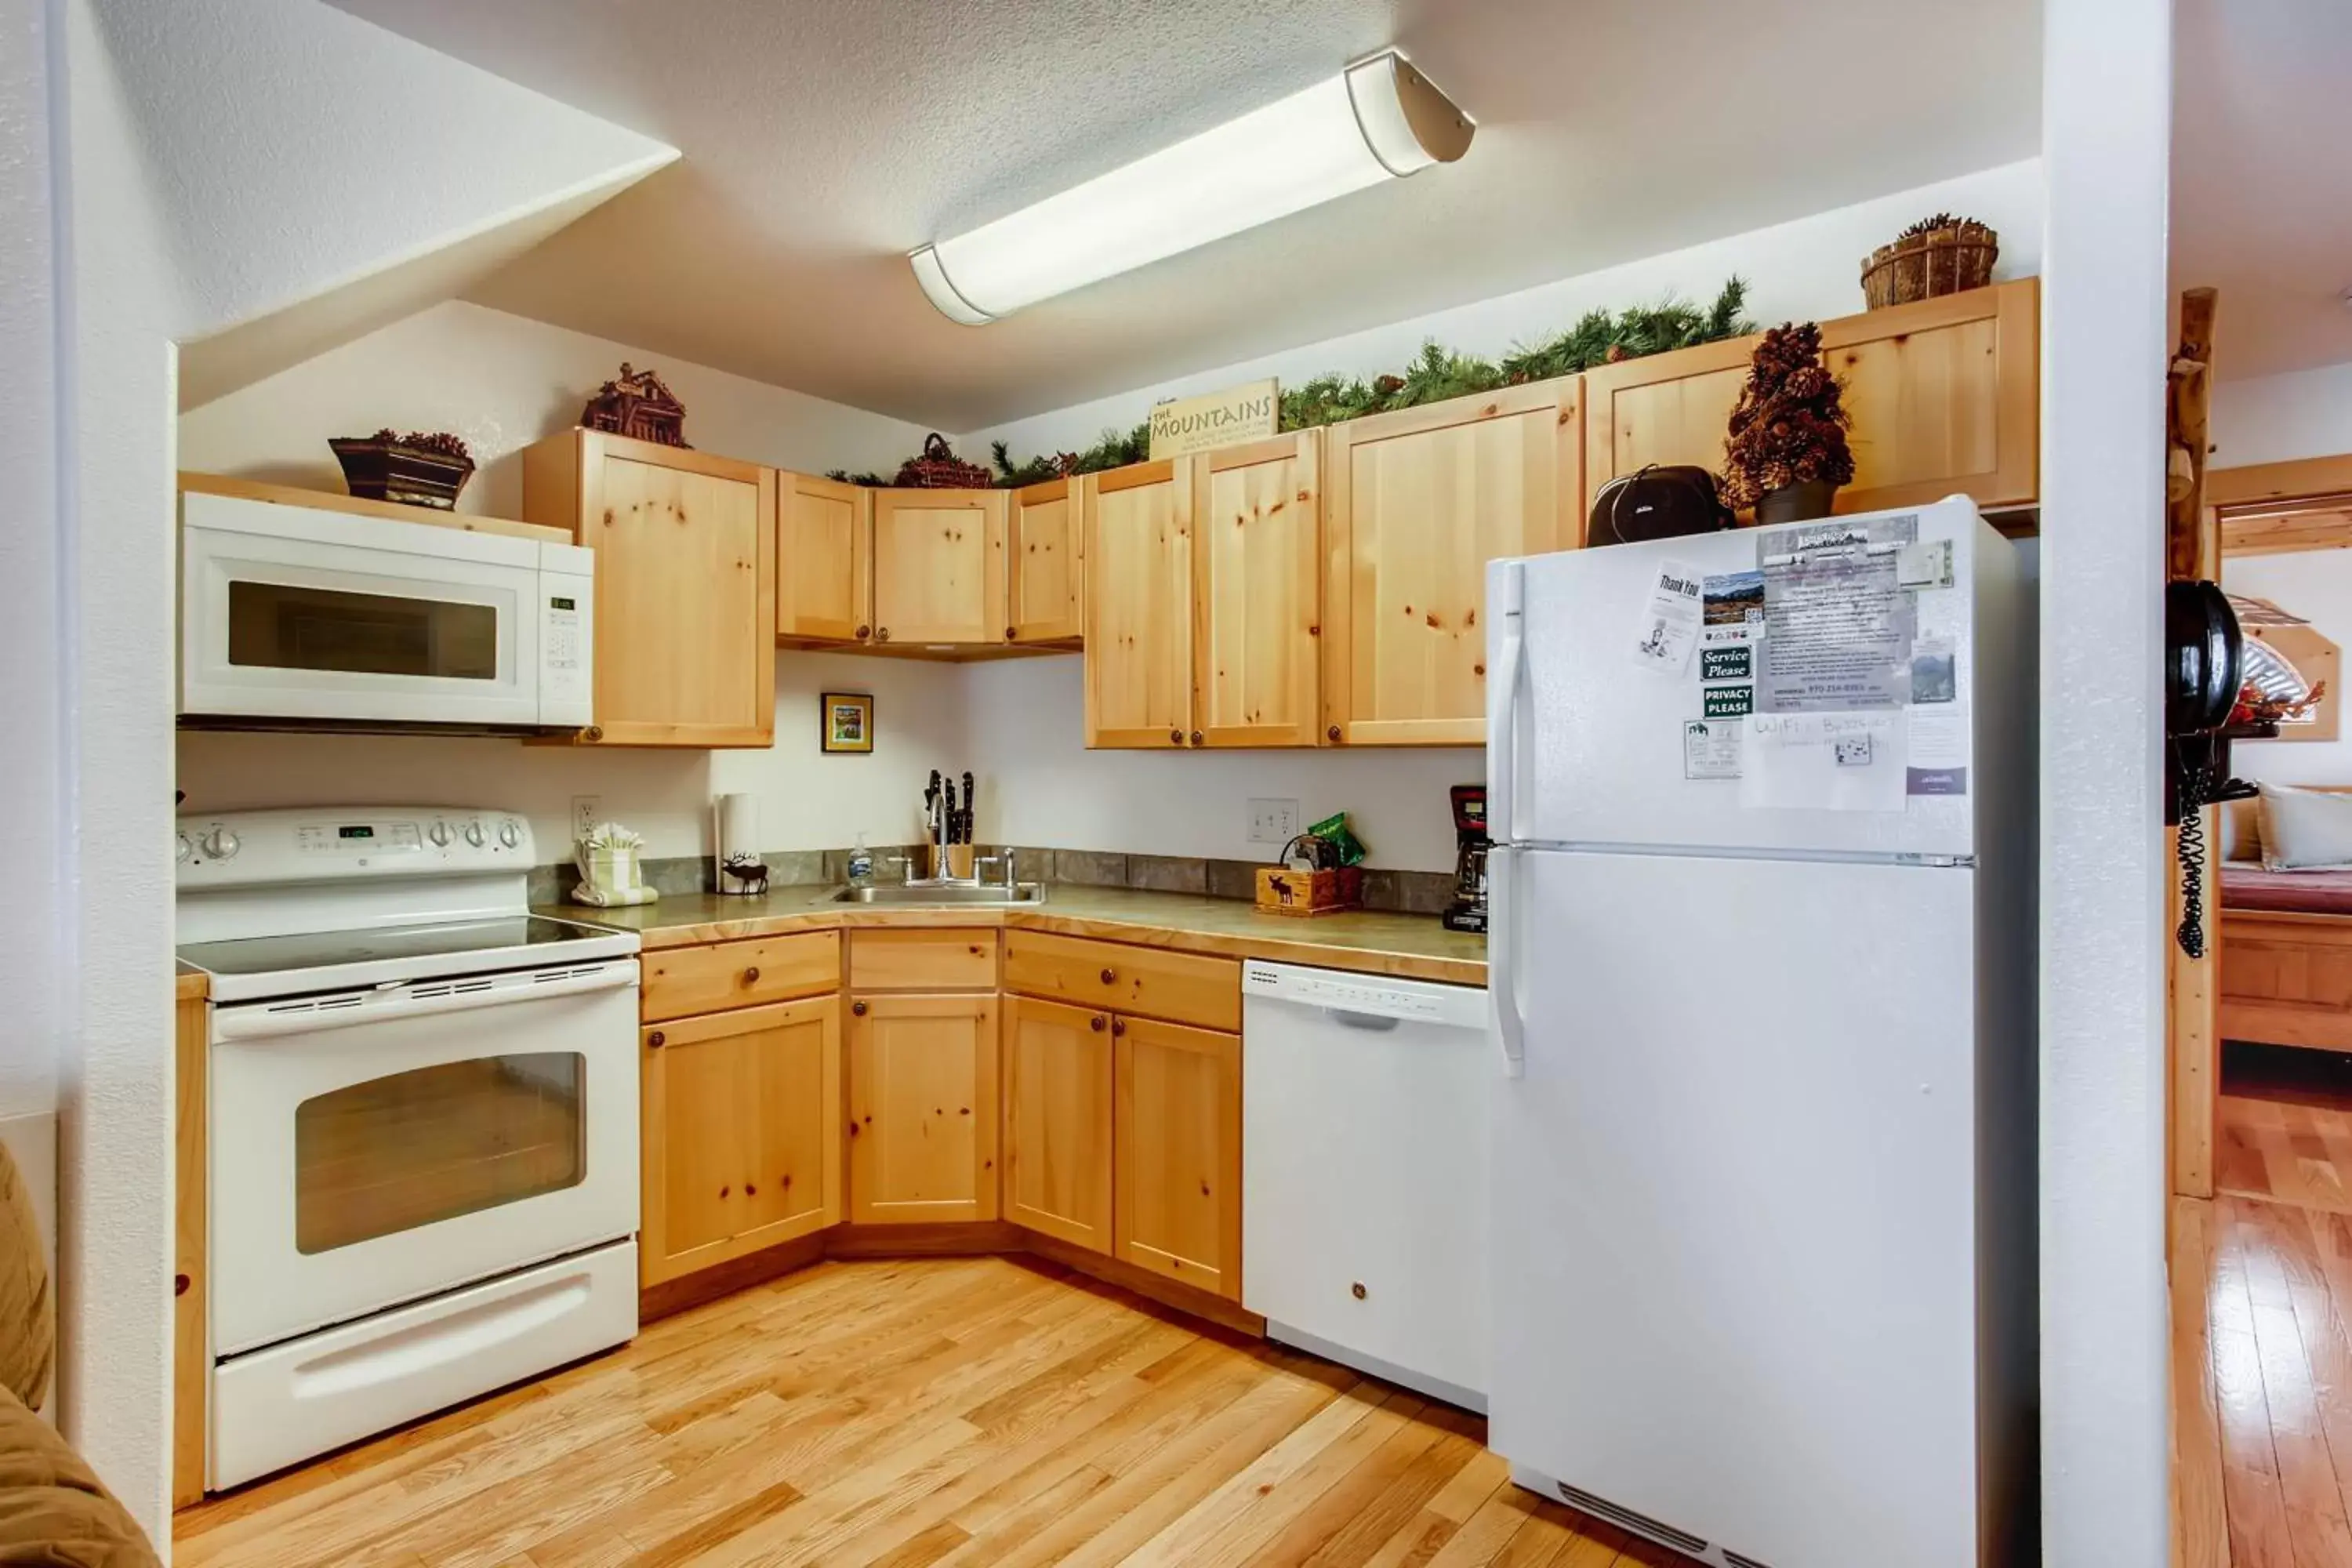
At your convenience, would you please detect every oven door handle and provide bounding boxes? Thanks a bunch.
[210,961,638,1043]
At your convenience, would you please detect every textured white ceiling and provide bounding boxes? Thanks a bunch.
[324,0,2042,428]
[2172,0,2352,384]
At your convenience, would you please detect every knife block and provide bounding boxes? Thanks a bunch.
[930,844,975,880]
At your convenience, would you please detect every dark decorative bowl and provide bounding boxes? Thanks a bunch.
[329,437,475,510]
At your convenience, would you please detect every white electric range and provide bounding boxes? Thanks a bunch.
[176,806,642,1490]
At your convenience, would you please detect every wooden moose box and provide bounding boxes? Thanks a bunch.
[1254,866,1364,917]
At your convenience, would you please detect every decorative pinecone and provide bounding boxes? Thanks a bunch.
[1721,321,1854,510]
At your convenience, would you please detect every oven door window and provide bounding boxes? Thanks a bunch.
[294,1053,586,1254]
[227,579,499,680]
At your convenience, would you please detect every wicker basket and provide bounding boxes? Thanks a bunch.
[894,434,992,489]
[1860,220,1998,310]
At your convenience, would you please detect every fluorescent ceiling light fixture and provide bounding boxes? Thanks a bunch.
[910,50,1472,325]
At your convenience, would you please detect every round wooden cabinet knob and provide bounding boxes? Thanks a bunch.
[1099,967,1116,984]
[1112,1018,1127,1037]
[877,627,891,643]
[742,966,760,984]
[584,724,605,742]
[851,1000,869,1016]
[856,624,872,641]
[1005,626,1018,641]
[1326,724,1341,742]
[1089,1014,1106,1033]
[1170,729,1183,745]
[174,1273,190,1298]
[1351,1282,1367,1301]
[1189,731,1203,746]
[648,1030,666,1047]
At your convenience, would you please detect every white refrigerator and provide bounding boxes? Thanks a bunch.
[1484,497,2036,1568]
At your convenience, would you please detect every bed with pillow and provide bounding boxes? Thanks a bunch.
[2220,785,2352,1051]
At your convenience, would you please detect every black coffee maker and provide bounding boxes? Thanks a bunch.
[1442,783,1489,934]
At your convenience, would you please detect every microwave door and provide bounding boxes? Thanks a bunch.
[182,519,545,726]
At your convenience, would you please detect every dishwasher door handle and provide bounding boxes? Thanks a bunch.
[1323,1008,1403,1032]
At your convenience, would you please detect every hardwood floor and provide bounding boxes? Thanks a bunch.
[176,1254,1669,1567]
[2180,1044,2352,1567]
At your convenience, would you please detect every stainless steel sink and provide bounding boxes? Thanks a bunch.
[824,881,1047,906]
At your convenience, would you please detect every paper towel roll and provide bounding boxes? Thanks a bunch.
[715,793,761,895]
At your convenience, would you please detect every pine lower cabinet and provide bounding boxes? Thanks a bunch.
[1000,996,1115,1252]
[1114,1014,1243,1301]
[1323,379,1581,746]
[869,487,1007,647]
[1580,278,2040,517]
[846,993,1002,1223]
[521,428,776,747]
[640,995,843,1287]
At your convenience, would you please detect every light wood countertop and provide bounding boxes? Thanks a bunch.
[539,884,1486,986]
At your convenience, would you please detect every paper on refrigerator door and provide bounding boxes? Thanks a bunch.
[1629,559,1703,675]
[1738,712,1907,812]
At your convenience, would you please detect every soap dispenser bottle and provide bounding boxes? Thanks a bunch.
[846,832,875,888]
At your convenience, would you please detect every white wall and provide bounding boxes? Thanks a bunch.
[182,299,937,516]
[178,303,959,863]
[2038,0,2172,1560]
[2220,549,2352,786]
[2211,361,2352,470]
[967,160,2044,461]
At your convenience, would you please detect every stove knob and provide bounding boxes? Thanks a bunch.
[463,822,486,848]
[427,821,452,848]
[175,833,194,865]
[202,828,239,860]
[499,822,521,849]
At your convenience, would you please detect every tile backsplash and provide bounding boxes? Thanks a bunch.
[532,844,1455,916]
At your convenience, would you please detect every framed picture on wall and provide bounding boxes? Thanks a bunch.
[821,691,874,753]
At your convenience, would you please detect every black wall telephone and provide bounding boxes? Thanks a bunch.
[2166,579,2252,956]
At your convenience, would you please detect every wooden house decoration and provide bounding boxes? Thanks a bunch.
[581,362,690,448]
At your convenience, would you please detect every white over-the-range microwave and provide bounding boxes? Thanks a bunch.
[180,490,593,732]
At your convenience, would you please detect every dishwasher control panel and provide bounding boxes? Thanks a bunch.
[1242,961,1486,1028]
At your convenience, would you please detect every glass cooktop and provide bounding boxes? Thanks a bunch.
[180,916,630,993]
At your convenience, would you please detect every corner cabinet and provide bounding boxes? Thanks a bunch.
[1581,278,2040,517]
[870,488,1008,648]
[846,993,1001,1224]
[521,430,776,747]
[1083,459,1196,748]
[1005,477,1085,644]
[639,995,844,1289]
[776,470,873,644]
[1323,379,1582,746]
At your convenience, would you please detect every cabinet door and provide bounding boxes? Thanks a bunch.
[776,472,873,644]
[1006,477,1084,644]
[870,488,1007,646]
[640,996,842,1288]
[847,993,1000,1224]
[1114,1014,1242,1301]
[1323,380,1580,746]
[555,432,776,747]
[1581,278,2039,517]
[1083,459,1194,748]
[1193,432,1322,747]
[173,992,207,1508]
[1001,996,1114,1254]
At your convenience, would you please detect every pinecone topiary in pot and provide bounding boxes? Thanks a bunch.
[1721,322,1855,524]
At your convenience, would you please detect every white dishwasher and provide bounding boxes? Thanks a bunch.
[1243,960,1489,1411]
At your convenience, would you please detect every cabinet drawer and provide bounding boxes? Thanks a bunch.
[848,929,1000,992]
[1003,931,1240,1033]
[642,931,840,1022]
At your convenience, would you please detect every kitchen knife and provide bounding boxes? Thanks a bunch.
[962,771,975,844]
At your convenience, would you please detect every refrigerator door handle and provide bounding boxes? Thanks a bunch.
[1488,561,1526,848]
[1489,844,1525,1077]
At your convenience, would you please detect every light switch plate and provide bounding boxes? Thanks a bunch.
[1247,798,1300,845]
[571,795,603,845]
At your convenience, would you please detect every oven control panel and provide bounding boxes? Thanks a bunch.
[176,807,535,886]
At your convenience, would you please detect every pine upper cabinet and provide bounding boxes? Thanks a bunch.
[1581,278,2040,517]
[869,488,1007,647]
[1005,477,1084,645]
[639,996,842,1288]
[1323,379,1582,746]
[1084,459,1195,748]
[847,993,1001,1224]
[1115,1014,1243,1301]
[776,471,873,644]
[1001,995,1114,1254]
[521,430,776,747]
[1192,433,1323,747]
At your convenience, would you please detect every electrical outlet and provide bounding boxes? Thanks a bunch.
[571,795,603,844]
[1247,798,1300,845]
